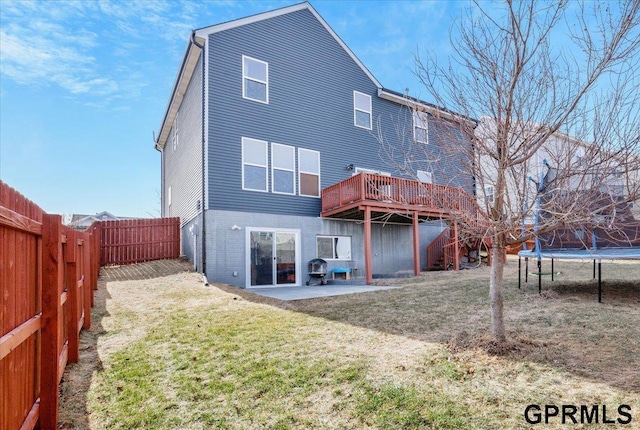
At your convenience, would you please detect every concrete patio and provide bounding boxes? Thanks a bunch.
[246,284,398,301]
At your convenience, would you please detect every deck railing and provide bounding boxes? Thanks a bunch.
[322,173,487,228]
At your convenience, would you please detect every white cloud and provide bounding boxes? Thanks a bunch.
[0,0,198,108]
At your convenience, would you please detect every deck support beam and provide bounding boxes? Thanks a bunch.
[412,212,420,276]
[364,206,373,285]
[453,220,460,271]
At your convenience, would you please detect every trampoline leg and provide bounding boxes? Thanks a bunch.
[593,259,596,279]
[598,261,602,303]
[551,258,554,281]
[518,257,521,289]
[537,259,542,295]
[525,258,529,283]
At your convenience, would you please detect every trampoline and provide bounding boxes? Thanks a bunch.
[517,247,640,302]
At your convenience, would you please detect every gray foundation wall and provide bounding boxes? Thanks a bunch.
[181,210,446,287]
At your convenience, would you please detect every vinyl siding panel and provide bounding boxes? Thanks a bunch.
[163,55,203,227]
[205,8,474,217]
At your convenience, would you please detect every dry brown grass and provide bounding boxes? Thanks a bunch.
[58,257,640,429]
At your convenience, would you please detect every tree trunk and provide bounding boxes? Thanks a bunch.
[489,244,507,344]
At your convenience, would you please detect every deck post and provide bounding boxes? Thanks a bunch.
[412,212,420,276]
[453,220,460,270]
[598,260,602,303]
[364,206,372,285]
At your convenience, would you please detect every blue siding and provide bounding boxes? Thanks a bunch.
[205,8,473,217]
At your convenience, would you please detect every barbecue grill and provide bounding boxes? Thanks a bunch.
[306,258,328,285]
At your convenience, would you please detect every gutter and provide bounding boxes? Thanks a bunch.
[191,31,208,279]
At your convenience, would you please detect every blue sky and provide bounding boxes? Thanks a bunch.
[0,0,464,217]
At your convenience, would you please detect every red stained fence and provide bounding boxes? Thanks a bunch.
[1,181,180,429]
[0,181,101,430]
[100,217,180,266]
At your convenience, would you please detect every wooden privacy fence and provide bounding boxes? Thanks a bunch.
[0,181,101,430]
[1,181,179,429]
[100,217,180,266]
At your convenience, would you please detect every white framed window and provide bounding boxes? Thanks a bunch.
[172,113,179,151]
[317,235,352,260]
[271,143,295,195]
[417,170,432,183]
[485,185,495,204]
[413,111,428,144]
[242,55,268,104]
[298,148,320,197]
[242,137,268,192]
[353,91,372,130]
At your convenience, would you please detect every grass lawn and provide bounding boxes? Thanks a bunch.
[59,257,640,429]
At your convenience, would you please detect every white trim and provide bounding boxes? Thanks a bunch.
[204,43,209,209]
[316,235,352,261]
[271,142,296,195]
[298,148,321,198]
[413,111,428,144]
[241,137,269,192]
[377,88,476,127]
[195,2,381,88]
[245,227,301,288]
[156,36,204,150]
[353,90,372,130]
[242,55,269,104]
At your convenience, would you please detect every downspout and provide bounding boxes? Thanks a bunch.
[191,31,208,285]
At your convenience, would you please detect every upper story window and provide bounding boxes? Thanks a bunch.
[353,91,372,130]
[242,137,268,192]
[413,111,428,144]
[243,55,269,104]
[298,148,320,197]
[485,185,495,204]
[271,143,295,195]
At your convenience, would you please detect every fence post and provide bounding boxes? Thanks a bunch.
[82,232,92,329]
[64,228,79,364]
[40,213,63,429]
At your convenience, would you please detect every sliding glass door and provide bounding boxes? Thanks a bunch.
[247,228,300,287]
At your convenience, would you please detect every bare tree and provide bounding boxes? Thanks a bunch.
[384,1,640,344]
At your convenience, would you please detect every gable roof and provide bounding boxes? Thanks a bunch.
[155,2,380,150]
[194,2,380,88]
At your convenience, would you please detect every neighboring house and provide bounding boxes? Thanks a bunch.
[155,2,484,288]
[63,211,126,231]
[475,116,640,249]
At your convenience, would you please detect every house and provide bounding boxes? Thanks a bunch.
[63,211,127,231]
[154,2,486,288]
[474,116,640,251]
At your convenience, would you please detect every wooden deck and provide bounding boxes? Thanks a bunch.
[321,173,484,224]
[320,173,490,283]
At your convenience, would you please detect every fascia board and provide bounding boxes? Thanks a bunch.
[155,36,204,151]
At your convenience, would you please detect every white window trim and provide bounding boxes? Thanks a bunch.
[271,142,296,195]
[317,235,352,261]
[413,111,428,144]
[353,90,372,130]
[298,148,321,198]
[485,185,495,204]
[242,55,269,104]
[242,137,269,192]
